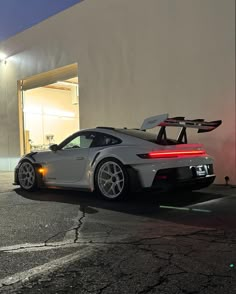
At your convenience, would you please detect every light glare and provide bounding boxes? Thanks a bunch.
[0,52,7,61]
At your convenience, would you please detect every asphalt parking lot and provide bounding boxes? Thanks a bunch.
[0,172,236,293]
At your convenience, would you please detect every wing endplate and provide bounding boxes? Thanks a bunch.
[140,114,168,130]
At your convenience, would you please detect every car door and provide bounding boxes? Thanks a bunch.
[45,132,95,184]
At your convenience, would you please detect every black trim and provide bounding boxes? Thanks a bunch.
[90,132,122,147]
[151,165,215,191]
[25,152,38,162]
[163,117,222,131]
[33,163,45,188]
[58,130,122,150]
[126,166,142,192]
[91,152,100,167]
[96,127,115,130]
[177,127,187,144]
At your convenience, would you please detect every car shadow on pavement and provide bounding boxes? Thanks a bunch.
[14,187,230,229]
[14,186,222,206]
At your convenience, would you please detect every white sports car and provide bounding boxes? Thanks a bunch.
[14,114,221,200]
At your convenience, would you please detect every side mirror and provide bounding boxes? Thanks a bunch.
[49,144,59,152]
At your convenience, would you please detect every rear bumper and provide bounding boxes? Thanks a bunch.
[173,175,215,190]
[151,165,215,191]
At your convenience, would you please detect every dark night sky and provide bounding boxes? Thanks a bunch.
[0,0,82,42]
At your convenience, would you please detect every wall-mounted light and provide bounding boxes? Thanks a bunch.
[0,52,7,62]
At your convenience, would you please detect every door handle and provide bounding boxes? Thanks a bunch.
[76,157,84,160]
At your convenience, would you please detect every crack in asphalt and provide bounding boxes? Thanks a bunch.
[1,226,235,293]
[104,240,233,294]
[96,282,114,294]
[44,207,86,246]
[0,231,234,294]
[129,229,218,244]
[136,276,167,294]
[0,208,87,254]
[3,227,235,253]
[73,207,86,243]
[108,243,233,294]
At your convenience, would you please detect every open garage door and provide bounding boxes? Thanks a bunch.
[21,63,78,91]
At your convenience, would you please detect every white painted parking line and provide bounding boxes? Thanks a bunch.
[0,240,86,253]
[0,245,101,288]
[159,205,211,213]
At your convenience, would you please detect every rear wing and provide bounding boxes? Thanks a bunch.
[141,114,222,132]
[140,114,222,144]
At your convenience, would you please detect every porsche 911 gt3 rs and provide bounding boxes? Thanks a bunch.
[14,114,222,200]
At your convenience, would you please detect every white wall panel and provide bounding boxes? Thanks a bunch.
[0,0,235,183]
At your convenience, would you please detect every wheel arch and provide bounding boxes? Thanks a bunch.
[93,156,125,184]
[16,159,44,189]
[91,155,142,193]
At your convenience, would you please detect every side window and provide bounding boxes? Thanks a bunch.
[62,133,95,150]
[91,133,121,148]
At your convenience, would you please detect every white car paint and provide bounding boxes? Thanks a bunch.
[15,128,214,192]
[15,114,221,199]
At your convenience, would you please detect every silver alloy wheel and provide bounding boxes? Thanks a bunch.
[97,161,125,199]
[18,161,36,190]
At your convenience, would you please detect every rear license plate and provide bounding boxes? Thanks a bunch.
[191,165,207,177]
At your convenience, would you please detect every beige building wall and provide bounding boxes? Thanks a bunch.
[0,0,235,183]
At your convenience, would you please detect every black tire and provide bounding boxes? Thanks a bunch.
[94,158,129,201]
[17,160,38,191]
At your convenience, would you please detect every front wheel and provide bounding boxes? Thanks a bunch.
[94,158,129,201]
[18,160,38,191]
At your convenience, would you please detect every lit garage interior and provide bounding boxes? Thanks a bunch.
[19,64,79,153]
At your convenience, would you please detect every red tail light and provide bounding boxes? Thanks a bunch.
[138,150,206,159]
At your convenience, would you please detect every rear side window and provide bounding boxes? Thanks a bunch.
[115,129,157,143]
[91,133,121,147]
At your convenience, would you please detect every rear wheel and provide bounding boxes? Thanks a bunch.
[95,158,129,201]
[18,160,37,191]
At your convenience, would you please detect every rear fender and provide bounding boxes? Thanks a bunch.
[89,155,125,192]
[89,155,142,193]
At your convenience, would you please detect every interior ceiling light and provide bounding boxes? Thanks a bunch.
[0,52,7,61]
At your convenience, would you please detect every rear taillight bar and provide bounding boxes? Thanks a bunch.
[137,150,206,159]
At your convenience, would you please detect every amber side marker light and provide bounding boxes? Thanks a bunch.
[38,168,44,174]
[138,150,206,159]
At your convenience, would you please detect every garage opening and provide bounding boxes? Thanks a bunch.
[19,63,79,154]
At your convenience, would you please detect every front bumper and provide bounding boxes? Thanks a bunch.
[14,167,19,185]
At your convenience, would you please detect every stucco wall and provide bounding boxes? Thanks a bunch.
[0,0,235,183]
